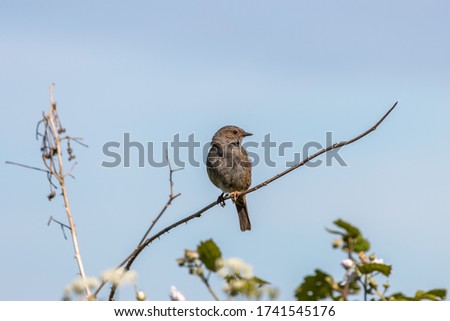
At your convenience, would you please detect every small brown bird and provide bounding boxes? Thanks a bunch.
[206,125,253,231]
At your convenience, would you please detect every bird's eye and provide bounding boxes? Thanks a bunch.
[232,130,238,135]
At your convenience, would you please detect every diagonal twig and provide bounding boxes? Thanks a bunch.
[240,102,398,198]
[48,216,71,240]
[93,152,182,300]
[5,161,51,174]
[138,150,182,246]
[95,101,398,300]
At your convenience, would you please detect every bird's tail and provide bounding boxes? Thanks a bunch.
[235,195,251,231]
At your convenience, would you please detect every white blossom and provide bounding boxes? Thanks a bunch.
[136,290,147,301]
[170,286,186,301]
[217,257,254,278]
[101,268,137,286]
[229,279,246,291]
[341,259,354,269]
[184,249,199,261]
[63,277,100,299]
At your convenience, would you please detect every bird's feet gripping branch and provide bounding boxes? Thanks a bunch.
[228,191,241,203]
[216,191,243,207]
[217,192,226,207]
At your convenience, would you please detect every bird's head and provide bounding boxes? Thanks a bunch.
[211,125,252,145]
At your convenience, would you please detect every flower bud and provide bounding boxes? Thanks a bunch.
[196,267,204,276]
[176,258,185,266]
[332,238,343,248]
[184,249,199,262]
[136,290,147,301]
[341,259,354,269]
[369,278,378,289]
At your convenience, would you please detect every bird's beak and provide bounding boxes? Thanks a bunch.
[243,132,253,137]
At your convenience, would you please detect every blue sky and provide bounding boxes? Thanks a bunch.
[1,0,450,300]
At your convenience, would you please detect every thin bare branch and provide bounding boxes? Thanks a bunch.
[47,84,91,296]
[48,215,71,230]
[95,101,398,300]
[64,161,78,178]
[137,193,181,247]
[98,152,182,300]
[137,151,182,245]
[41,83,91,298]
[200,272,220,301]
[5,161,51,174]
[11,84,90,298]
[240,101,399,198]
[48,216,71,240]
[61,136,89,148]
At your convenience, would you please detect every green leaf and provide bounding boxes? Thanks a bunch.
[388,289,446,301]
[252,276,270,286]
[294,269,334,301]
[333,219,361,238]
[197,239,222,272]
[224,275,235,283]
[387,292,415,301]
[353,235,370,252]
[426,289,447,299]
[328,220,370,253]
[414,289,447,301]
[325,228,345,236]
[357,263,392,276]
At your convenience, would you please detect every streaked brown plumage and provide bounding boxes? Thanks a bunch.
[206,125,252,231]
